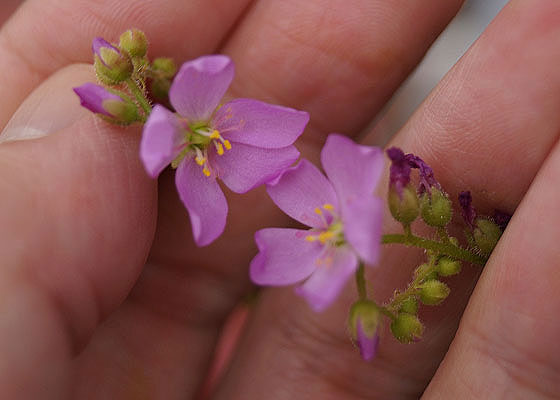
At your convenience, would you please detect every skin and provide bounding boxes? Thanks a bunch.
[0,0,559,398]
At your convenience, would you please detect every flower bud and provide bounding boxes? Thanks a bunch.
[414,263,438,282]
[73,83,139,124]
[399,296,418,315]
[437,257,461,277]
[152,57,177,78]
[150,78,171,101]
[92,37,133,84]
[119,29,148,58]
[419,280,450,305]
[388,184,419,225]
[390,313,423,343]
[349,300,381,361]
[473,218,502,256]
[420,188,452,227]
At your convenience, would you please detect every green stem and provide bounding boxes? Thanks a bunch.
[126,79,152,118]
[355,263,367,300]
[382,233,487,265]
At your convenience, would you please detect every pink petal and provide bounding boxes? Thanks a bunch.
[357,318,379,361]
[169,55,234,123]
[321,133,384,200]
[175,157,228,246]
[212,99,309,148]
[140,105,184,178]
[341,196,383,266]
[250,228,323,285]
[266,159,338,229]
[296,246,358,312]
[210,143,299,194]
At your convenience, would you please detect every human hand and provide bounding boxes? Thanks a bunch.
[0,0,558,399]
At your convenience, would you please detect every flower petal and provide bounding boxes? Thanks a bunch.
[175,157,228,246]
[266,159,338,228]
[73,83,122,117]
[296,246,358,312]
[357,319,379,361]
[341,196,383,265]
[250,228,323,285]
[212,99,309,148]
[321,133,384,200]
[169,55,234,123]
[210,142,299,194]
[139,105,184,178]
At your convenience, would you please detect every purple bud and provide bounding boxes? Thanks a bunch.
[492,210,511,231]
[92,37,122,67]
[459,191,476,229]
[387,147,411,196]
[405,154,441,194]
[356,318,380,361]
[73,83,123,117]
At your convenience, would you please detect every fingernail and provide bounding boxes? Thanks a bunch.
[0,65,94,143]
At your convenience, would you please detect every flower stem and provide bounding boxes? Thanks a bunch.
[381,233,487,265]
[355,262,367,300]
[126,78,152,118]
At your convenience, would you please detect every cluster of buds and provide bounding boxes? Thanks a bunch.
[74,29,177,125]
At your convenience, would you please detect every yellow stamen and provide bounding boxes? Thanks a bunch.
[314,207,322,215]
[215,142,224,156]
[318,231,334,244]
[203,168,211,177]
[323,203,334,211]
[305,235,317,242]
[195,156,206,166]
[223,140,232,150]
[210,130,220,140]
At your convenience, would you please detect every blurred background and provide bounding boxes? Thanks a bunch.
[0,0,509,140]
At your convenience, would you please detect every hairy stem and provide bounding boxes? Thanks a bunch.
[355,263,367,300]
[126,78,152,118]
[382,233,486,265]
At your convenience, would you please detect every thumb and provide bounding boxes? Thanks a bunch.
[0,64,157,398]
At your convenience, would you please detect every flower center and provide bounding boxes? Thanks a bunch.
[304,203,345,246]
[171,123,232,177]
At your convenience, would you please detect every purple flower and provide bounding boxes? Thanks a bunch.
[250,134,384,311]
[459,191,476,229]
[387,147,411,197]
[492,210,511,231]
[405,154,441,194]
[140,55,309,246]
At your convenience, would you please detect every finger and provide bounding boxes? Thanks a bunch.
[223,0,463,141]
[214,0,560,398]
[0,64,156,398]
[0,0,252,128]
[424,140,560,399]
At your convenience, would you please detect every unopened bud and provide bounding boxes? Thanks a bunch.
[150,78,171,100]
[388,184,419,225]
[420,188,452,227]
[419,280,450,305]
[92,37,133,84]
[349,301,381,361]
[73,83,139,124]
[119,29,148,58]
[399,296,418,315]
[474,218,502,256]
[391,313,423,343]
[414,263,438,282]
[437,257,461,277]
[152,57,177,78]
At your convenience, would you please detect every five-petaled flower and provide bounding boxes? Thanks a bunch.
[140,55,309,246]
[250,134,384,311]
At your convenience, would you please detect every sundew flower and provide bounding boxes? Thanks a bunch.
[140,55,309,246]
[250,134,384,311]
[73,83,139,123]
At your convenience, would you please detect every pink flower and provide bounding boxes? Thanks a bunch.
[140,55,309,246]
[250,134,384,311]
